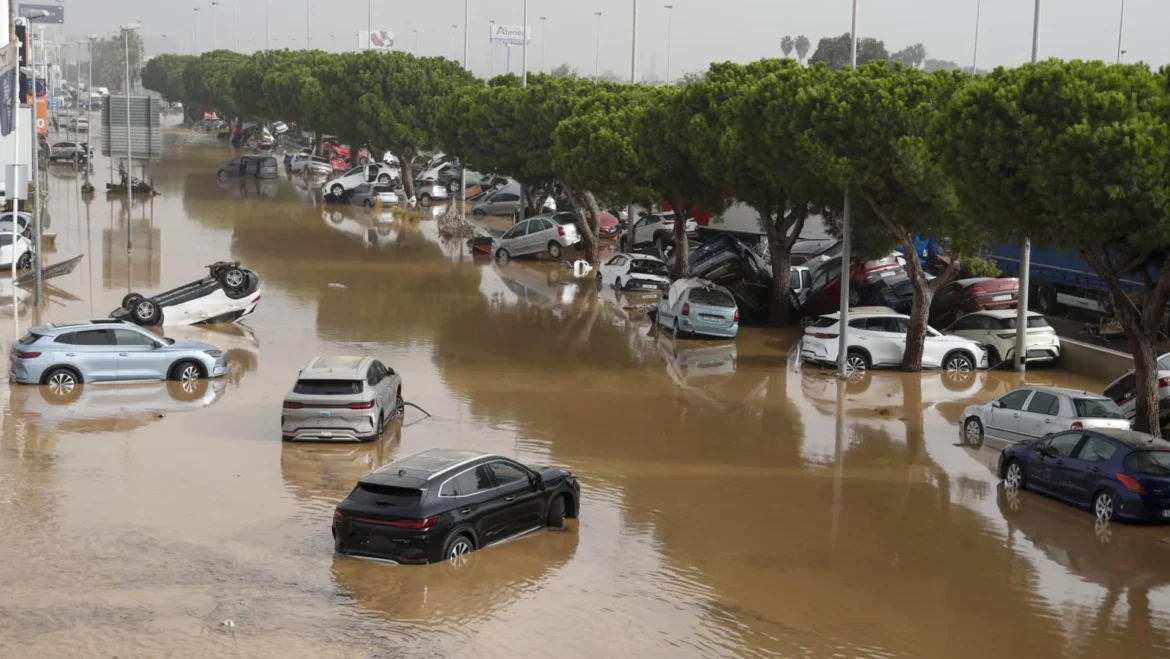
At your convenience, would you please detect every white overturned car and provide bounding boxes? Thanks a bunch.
[111,262,261,326]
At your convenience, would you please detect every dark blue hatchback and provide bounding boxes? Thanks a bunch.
[998,428,1170,523]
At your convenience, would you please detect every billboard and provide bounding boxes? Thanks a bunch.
[18,4,65,24]
[0,43,16,136]
[357,30,394,50]
[489,24,531,46]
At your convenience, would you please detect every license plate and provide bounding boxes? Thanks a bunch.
[320,411,331,418]
[880,270,895,277]
[992,294,1012,302]
[700,314,724,321]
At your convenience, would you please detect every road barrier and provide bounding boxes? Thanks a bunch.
[1058,338,1133,383]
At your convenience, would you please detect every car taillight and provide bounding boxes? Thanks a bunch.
[384,517,439,530]
[283,401,304,410]
[1118,473,1148,495]
[1070,421,1083,429]
[348,401,375,410]
[333,510,346,522]
[11,350,40,359]
[812,333,838,339]
[1159,376,1170,388]
[733,310,739,323]
[557,226,565,236]
[681,302,690,316]
[996,332,1016,339]
[968,286,986,296]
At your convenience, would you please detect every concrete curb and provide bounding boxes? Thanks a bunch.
[1059,338,1133,383]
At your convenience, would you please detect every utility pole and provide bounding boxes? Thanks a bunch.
[266,0,270,50]
[972,0,981,75]
[123,24,140,254]
[593,12,602,81]
[520,0,529,223]
[193,8,199,55]
[211,2,218,50]
[630,0,638,84]
[836,0,858,378]
[233,0,238,51]
[1014,0,1040,373]
[31,26,42,304]
[489,20,495,77]
[306,0,310,48]
[461,0,467,220]
[367,0,372,50]
[664,4,674,84]
[1116,0,1126,64]
[540,16,547,74]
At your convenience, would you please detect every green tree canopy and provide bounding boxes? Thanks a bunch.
[808,33,889,70]
[182,50,249,119]
[141,54,192,103]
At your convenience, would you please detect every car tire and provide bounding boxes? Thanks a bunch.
[674,318,688,339]
[495,248,510,262]
[986,346,1002,369]
[1037,285,1061,314]
[394,388,404,417]
[613,277,623,291]
[447,180,460,194]
[548,242,563,260]
[963,417,985,448]
[419,194,432,208]
[944,351,975,373]
[217,171,227,182]
[41,367,82,403]
[848,288,861,307]
[473,208,486,217]
[547,494,567,528]
[844,350,870,375]
[363,199,373,208]
[330,183,344,196]
[373,408,385,439]
[1004,459,1026,490]
[442,532,475,564]
[1093,491,1116,522]
[131,298,162,325]
[218,266,248,293]
[595,273,603,292]
[122,293,144,310]
[169,360,205,383]
[16,251,32,270]
[378,174,391,184]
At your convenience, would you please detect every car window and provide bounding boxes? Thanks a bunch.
[487,461,529,486]
[789,270,802,289]
[848,318,867,329]
[63,329,114,346]
[497,193,519,202]
[801,270,812,289]
[448,465,495,496]
[1025,392,1060,416]
[867,317,907,334]
[997,315,1051,330]
[998,389,1033,411]
[950,315,988,331]
[113,329,157,347]
[687,288,736,308]
[511,221,531,237]
[227,158,240,167]
[292,379,363,395]
[1046,433,1084,458]
[366,367,379,387]
[1076,437,1118,463]
[808,316,838,329]
[1159,355,1170,371]
[605,255,625,266]
[1072,398,1125,419]
[1104,373,1136,402]
[1125,450,1170,475]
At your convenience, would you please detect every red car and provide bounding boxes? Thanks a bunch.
[929,277,1019,327]
[798,254,908,318]
[328,156,347,172]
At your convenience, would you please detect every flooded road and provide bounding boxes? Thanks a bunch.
[3,123,1170,658]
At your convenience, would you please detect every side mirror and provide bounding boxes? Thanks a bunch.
[530,472,545,491]
[991,400,1004,409]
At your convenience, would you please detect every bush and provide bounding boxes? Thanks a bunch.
[961,256,1001,279]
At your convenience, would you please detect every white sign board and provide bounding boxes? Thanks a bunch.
[358,30,395,50]
[489,24,531,46]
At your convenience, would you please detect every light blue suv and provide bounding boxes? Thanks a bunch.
[656,280,740,339]
[9,320,226,394]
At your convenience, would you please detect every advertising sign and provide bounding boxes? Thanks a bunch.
[19,4,65,24]
[489,24,531,46]
[0,43,17,137]
[357,30,395,50]
[16,18,28,102]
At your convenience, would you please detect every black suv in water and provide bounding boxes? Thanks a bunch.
[332,448,579,564]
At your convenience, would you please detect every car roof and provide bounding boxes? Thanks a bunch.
[1089,428,1170,449]
[954,278,991,287]
[35,319,130,334]
[818,307,900,319]
[622,252,664,263]
[969,309,1042,319]
[1022,386,1109,399]
[299,355,373,378]
[362,448,494,487]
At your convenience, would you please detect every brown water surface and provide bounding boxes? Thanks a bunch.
[2,125,1170,658]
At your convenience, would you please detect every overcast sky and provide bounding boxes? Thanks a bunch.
[47,0,1166,79]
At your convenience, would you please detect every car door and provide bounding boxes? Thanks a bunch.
[946,314,984,343]
[864,316,908,366]
[1104,372,1137,419]
[1030,432,1086,498]
[62,329,120,382]
[600,254,626,285]
[987,389,1033,444]
[443,465,499,542]
[1017,390,1061,442]
[238,157,249,178]
[368,361,392,416]
[112,328,167,380]
[920,325,956,368]
[483,459,544,538]
[1067,434,1119,506]
[526,218,552,253]
[931,282,963,325]
[506,220,533,255]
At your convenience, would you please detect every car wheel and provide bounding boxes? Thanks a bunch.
[42,368,82,403]
[848,288,861,307]
[986,346,1002,369]
[170,360,205,383]
[122,293,144,310]
[844,350,869,376]
[217,171,227,182]
[447,180,460,194]
[219,266,248,291]
[473,208,486,217]
[495,248,510,262]
[547,495,567,529]
[595,273,603,292]
[674,318,688,339]
[131,298,162,325]
[443,532,474,565]
[166,378,209,402]
[613,277,622,291]
[330,183,344,196]
[548,241,563,259]
[1094,491,1116,522]
[363,199,373,208]
[394,388,404,417]
[378,174,391,184]
[374,408,385,438]
[16,251,32,270]
[963,417,985,448]
[1004,459,1026,490]
[944,352,974,373]
[419,193,433,207]
[1037,285,1061,314]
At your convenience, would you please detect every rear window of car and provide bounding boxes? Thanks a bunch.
[1125,451,1170,475]
[996,316,1051,330]
[808,316,837,328]
[630,259,667,277]
[348,483,423,507]
[1072,398,1126,419]
[293,379,363,395]
[687,288,736,308]
[16,331,41,345]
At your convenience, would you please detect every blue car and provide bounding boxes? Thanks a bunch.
[999,428,1170,523]
[9,320,226,401]
[656,279,739,339]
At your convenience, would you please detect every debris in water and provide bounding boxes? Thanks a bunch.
[221,619,235,627]
[328,283,346,290]
[571,260,593,278]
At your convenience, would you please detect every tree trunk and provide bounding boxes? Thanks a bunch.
[758,205,808,327]
[563,183,601,266]
[396,153,415,201]
[672,198,689,280]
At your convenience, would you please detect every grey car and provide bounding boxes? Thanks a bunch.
[472,183,522,217]
[493,214,582,261]
[8,320,227,397]
[281,355,403,442]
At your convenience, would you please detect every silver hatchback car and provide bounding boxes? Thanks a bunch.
[281,356,403,442]
[493,213,581,261]
[8,320,226,395]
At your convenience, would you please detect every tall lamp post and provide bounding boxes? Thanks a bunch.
[305,0,311,48]
[211,2,219,50]
[835,0,858,378]
[193,7,199,55]
[664,4,674,83]
[593,12,602,81]
[266,0,270,50]
[366,0,372,50]
[23,9,52,306]
[1116,0,1126,64]
[540,16,547,74]
[122,23,141,253]
[1013,0,1041,372]
[489,20,496,77]
[630,0,638,84]
[971,0,982,75]
[461,0,468,219]
[412,29,419,55]
[451,24,458,60]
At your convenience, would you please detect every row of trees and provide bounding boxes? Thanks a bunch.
[145,48,1170,436]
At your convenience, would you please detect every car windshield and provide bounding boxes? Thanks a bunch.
[996,316,1051,330]
[630,259,667,277]
[809,316,837,328]
[293,379,363,395]
[688,288,736,308]
[348,483,423,506]
[1073,398,1126,419]
[1126,451,1170,475]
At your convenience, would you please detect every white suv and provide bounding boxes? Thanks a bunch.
[324,164,400,196]
[801,309,988,374]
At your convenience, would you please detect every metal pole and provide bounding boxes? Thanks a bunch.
[631,0,638,84]
[594,12,602,81]
[522,0,529,86]
[665,5,673,83]
[306,0,310,48]
[31,27,41,305]
[367,0,371,50]
[10,28,19,303]
[540,17,547,74]
[1116,0,1126,64]
[125,28,133,253]
[972,0,981,75]
[836,0,857,378]
[489,21,495,77]
[462,0,467,220]
[87,38,93,172]
[266,0,270,50]
[194,8,199,55]
[1015,0,1040,372]
[211,2,218,50]
[75,42,81,146]
[506,44,511,74]
[233,0,238,51]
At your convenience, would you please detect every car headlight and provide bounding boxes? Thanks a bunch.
[204,350,223,358]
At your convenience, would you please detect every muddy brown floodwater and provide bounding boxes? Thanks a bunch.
[2,123,1170,659]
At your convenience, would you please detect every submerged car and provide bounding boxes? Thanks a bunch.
[0,211,31,237]
[861,271,914,314]
[656,279,740,339]
[944,309,1061,367]
[217,155,279,180]
[48,141,89,163]
[597,252,670,291]
[998,428,1170,523]
[110,262,261,326]
[1103,353,1170,424]
[332,448,580,564]
[288,152,333,177]
[492,214,581,261]
[800,309,987,373]
[281,355,402,442]
[0,232,33,270]
[350,183,400,208]
[8,319,226,392]
[930,277,1020,327]
[960,386,1130,448]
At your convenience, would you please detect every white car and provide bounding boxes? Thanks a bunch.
[943,309,1061,367]
[598,252,670,292]
[289,152,333,177]
[618,212,697,252]
[1103,353,1170,423]
[110,262,261,326]
[960,386,1130,448]
[324,164,401,196]
[800,309,988,374]
[0,211,31,237]
[399,178,449,207]
[0,232,33,270]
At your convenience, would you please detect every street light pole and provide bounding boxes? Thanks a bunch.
[211,2,218,50]
[462,0,468,220]
[489,20,496,77]
[1116,0,1126,64]
[266,0,270,50]
[193,8,199,55]
[306,0,310,48]
[1015,0,1040,373]
[836,0,858,378]
[413,29,419,55]
[124,24,140,253]
[540,16,547,74]
[664,4,674,83]
[31,27,42,304]
[522,0,529,87]
[594,12,602,81]
[451,24,458,60]
[233,0,238,51]
[367,0,372,50]
[972,0,982,75]
[630,0,638,84]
